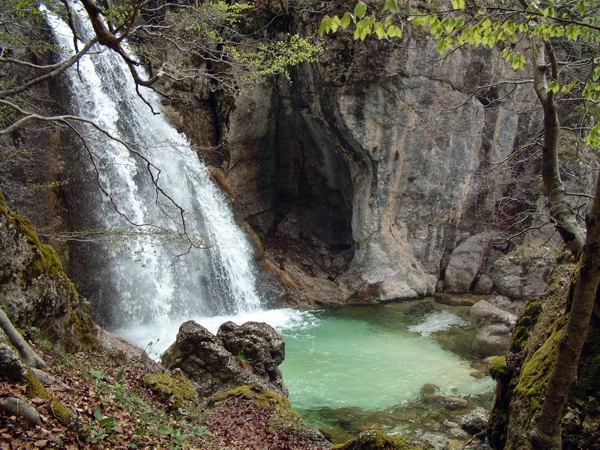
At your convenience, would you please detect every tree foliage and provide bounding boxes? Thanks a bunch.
[0,0,319,245]
[320,0,600,145]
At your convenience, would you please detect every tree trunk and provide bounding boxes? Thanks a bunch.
[532,41,586,258]
[530,166,600,449]
[0,307,48,369]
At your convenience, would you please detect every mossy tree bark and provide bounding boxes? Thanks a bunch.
[530,164,600,449]
[0,306,48,369]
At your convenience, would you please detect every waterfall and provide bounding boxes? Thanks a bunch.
[44,3,262,328]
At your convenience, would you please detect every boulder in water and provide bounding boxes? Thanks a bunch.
[470,300,517,357]
[161,320,288,398]
[460,407,489,433]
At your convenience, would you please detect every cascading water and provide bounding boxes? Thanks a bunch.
[45,3,262,329]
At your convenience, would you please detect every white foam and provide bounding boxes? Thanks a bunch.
[408,311,467,337]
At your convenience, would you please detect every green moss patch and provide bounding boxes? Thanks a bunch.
[63,309,99,352]
[143,371,199,411]
[514,326,565,421]
[510,300,542,352]
[208,385,305,432]
[331,429,430,450]
[490,356,508,381]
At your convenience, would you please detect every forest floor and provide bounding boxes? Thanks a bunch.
[0,329,326,450]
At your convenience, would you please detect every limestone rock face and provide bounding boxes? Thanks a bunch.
[224,30,540,306]
[161,320,288,398]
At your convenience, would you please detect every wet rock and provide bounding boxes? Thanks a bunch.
[161,320,288,398]
[443,420,459,429]
[448,427,470,439]
[470,300,517,328]
[425,435,449,450]
[441,397,469,411]
[472,324,512,357]
[433,293,480,307]
[460,407,489,433]
[217,320,287,395]
[319,425,351,445]
[420,383,440,400]
[487,295,526,316]
[445,233,493,293]
[470,300,517,357]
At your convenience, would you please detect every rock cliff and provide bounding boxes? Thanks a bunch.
[217,27,543,305]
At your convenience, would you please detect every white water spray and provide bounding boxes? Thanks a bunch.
[44,3,262,327]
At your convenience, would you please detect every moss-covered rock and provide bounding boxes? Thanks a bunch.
[144,370,200,412]
[205,385,330,448]
[208,385,304,432]
[513,325,565,417]
[331,430,431,450]
[62,309,99,352]
[489,356,508,381]
[510,300,542,352]
[0,195,85,348]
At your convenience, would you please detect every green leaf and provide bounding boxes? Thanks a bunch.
[374,22,386,39]
[579,0,586,14]
[566,24,581,40]
[451,0,466,10]
[548,80,560,93]
[98,416,116,427]
[318,16,333,34]
[94,406,103,421]
[443,18,455,33]
[354,1,367,20]
[585,122,600,146]
[561,79,579,93]
[340,12,353,29]
[383,0,399,14]
[387,25,402,38]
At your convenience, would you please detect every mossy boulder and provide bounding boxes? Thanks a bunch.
[331,430,432,450]
[0,195,91,349]
[161,320,288,398]
[0,197,79,338]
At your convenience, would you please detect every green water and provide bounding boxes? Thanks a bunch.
[278,301,495,439]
